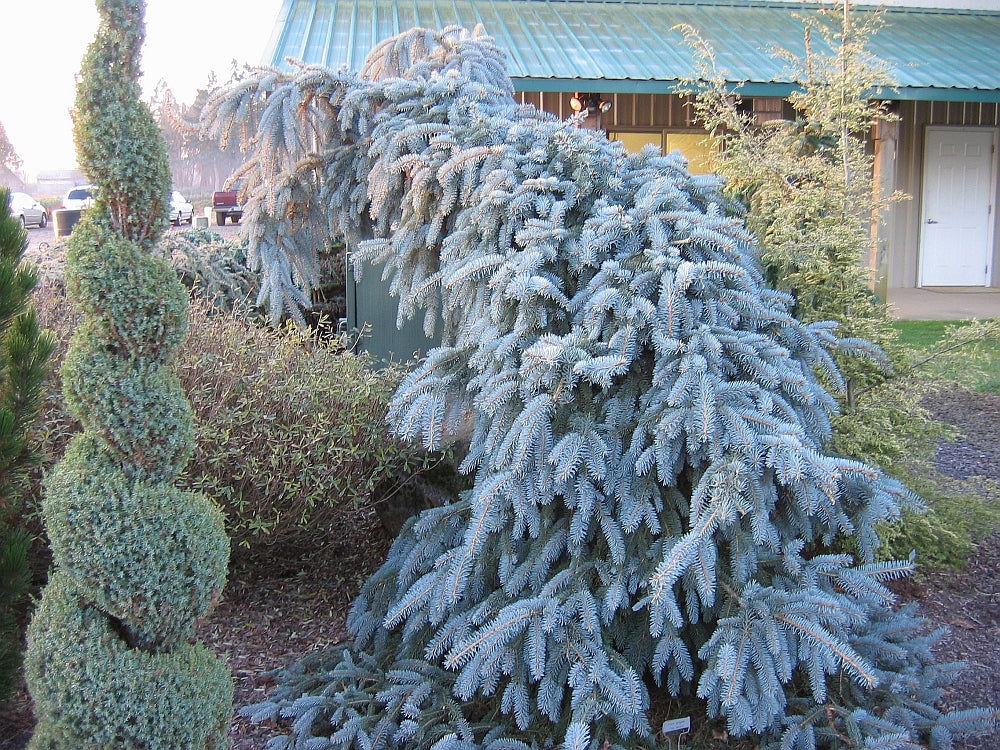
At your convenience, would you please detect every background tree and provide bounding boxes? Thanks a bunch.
[0,122,22,177]
[0,187,54,705]
[150,75,248,192]
[205,26,994,750]
[24,1,232,747]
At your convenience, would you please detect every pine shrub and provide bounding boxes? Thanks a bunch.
[0,528,31,703]
[0,187,54,705]
[24,1,232,746]
[157,227,259,314]
[202,26,995,750]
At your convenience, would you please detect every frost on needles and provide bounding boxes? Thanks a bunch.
[203,26,996,750]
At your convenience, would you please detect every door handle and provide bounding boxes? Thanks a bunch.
[926,219,939,224]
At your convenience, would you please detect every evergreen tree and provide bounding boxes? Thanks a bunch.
[0,121,22,176]
[204,26,995,750]
[674,5,932,474]
[149,77,248,192]
[0,187,54,705]
[24,1,232,747]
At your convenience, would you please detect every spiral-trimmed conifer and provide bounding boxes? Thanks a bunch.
[24,1,232,747]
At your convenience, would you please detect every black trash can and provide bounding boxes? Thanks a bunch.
[53,209,82,237]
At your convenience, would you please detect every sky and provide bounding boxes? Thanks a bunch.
[0,1,282,180]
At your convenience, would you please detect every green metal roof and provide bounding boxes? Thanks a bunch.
[264,0,1000,102]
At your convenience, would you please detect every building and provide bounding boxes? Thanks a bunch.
[264,0,1000,357]
[35,170,87,198]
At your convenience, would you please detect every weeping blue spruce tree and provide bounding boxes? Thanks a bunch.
[24,0,232,747]
[204,27,994,750]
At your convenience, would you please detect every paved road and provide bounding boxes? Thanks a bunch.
[888,287,1000,321]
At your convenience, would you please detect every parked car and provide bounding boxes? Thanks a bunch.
[8,191,48,228]
[63,185,97,210]
[212,190,242,225]
[169,190,194,225]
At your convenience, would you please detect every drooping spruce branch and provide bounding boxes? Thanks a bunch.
[25,1,232,747]
[203,25,995,750]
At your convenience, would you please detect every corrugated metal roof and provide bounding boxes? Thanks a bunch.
[264,0,1000,101]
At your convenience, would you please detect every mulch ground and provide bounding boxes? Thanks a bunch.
[900,387,1000,750]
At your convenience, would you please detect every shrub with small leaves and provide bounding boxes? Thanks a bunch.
[177,298,437,561]
[30,285,437,566]
[26,571,231,749]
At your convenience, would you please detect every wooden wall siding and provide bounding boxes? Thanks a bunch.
[516,92,700,129]
[889,101,1000,288]
[514,92,999,289]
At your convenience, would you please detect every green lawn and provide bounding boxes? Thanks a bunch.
[893,320,1000,393]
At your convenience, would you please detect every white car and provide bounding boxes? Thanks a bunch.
[63,185,97,211]
[169,190,193,225]
[8,191,48,228]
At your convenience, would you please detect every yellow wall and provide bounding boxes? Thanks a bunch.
[610,131,718,174]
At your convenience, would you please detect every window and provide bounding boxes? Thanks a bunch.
[610,130,719,175]
[664,133,718,175]
[610,131,662,155]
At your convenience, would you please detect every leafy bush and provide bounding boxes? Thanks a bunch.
[30,286,430,565]
[176,298,436,562]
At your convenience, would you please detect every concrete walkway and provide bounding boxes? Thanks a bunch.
[887,287,1000,321]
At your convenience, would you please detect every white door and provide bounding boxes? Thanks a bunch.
[919,127,996,287]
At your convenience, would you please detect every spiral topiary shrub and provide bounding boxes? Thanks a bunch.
[26,572,231,748]
[24,0,232,746]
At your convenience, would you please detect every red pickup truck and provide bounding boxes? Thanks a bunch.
[212,191,243,226]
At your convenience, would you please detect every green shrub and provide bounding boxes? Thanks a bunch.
[30,286,433,566]
[876,471,1000,569]
[176,298,431,562]
[43,433,229,647]
[25,571,231,750]
[26,1,232,744]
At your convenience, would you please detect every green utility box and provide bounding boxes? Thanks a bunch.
[345,258,440,365]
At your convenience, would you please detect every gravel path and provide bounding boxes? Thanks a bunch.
[910,388,1000,750]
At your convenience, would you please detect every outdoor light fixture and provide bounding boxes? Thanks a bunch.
[570,93,612,115]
